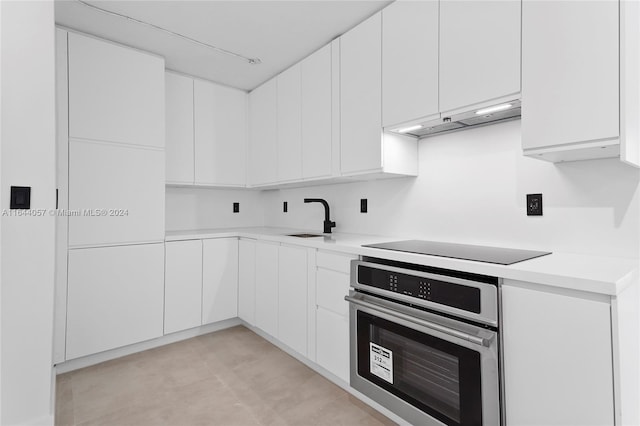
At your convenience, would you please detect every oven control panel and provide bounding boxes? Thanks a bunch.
[358,265,481,314]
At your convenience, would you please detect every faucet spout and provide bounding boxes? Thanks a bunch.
[303,198,336,234]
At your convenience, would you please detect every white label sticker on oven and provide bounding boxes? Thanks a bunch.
[370,342,393,384]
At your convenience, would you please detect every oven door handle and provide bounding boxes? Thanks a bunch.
[345,294,493,347]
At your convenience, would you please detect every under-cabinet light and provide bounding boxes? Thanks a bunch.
[397,125,422,133]
[475,103,513,115]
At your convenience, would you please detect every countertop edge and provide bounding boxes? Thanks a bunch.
[165,228,639,296]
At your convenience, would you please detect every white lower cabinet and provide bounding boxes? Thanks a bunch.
[278,245,308,356]
[502,282,615,426]
[238,239,257,325]
[255,241,279,337]
[314,251,357,383]
[164,240,203,334]
[202,238,239,325]
[316,307,350,383]
[66,243,165,360]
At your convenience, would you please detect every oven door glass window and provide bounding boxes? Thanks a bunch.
[357,311,482,426]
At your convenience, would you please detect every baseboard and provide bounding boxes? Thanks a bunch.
[240,321,411,426]
[55,318,241,374]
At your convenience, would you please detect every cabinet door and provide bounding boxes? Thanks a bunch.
[165,72,194,184]
[248,79,278,185]
[316,307,349,382]
[278,245,308,356]
[439,0,521,113]
[238,239,256,325]
[521,0,619,150]
[277,64,303,182]
[164,240,202,334]
[68,33,164,148]
[255,242,279,336]
[382,0,439,127]
[340,12,383,174]
[202,238,239,324]
[68,141,165,247]
[194,80,247,186]
[66,244,165,360]
[502,284,614,425]
[301,44,333,179]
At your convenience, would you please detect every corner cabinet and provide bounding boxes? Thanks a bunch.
[248,79,278,186]
[521,0,640,166]
[340,12,418,178]
[165,71,248,187]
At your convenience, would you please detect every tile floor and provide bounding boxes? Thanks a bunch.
[55,325,396,426]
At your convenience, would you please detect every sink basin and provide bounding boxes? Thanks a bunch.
[287,233,325,238]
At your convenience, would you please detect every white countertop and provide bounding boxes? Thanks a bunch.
[166,227,638,296]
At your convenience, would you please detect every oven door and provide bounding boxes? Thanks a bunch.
[346,291,500,426]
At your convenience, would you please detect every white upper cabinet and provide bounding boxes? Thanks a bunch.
[340,12,383,174]
[382,0,439,128]
[165,72,194,184]
[301,44,333,179]
[68,33,164,148]
[202,238,239,325]
[340,12,418,177]
[439,0,521,113]
[521,0,632,163]
[194,79,247,186]
[277,64,303,182]
[249,79,278,185]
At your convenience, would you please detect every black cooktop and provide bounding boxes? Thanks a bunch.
[363,240,551,265]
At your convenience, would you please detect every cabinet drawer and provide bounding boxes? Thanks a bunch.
[316,250,358,274]
[316,268,350,317]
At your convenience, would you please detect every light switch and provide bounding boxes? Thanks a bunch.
[10,186,31,210]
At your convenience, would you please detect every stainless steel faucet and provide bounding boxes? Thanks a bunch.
[303,198,336,234]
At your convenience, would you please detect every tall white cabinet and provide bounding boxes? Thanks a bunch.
[61,31,166,361]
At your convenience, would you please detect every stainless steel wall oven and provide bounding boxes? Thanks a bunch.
[346,258,502,426]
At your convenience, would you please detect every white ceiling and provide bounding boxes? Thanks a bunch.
[55,0,392,91]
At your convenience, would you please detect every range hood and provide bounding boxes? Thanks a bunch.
[388,99,521,138]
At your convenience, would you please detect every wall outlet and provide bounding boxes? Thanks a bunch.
[283,201,288,213]
[233,202,240,213]
[527,194,543,216]
[360,198,368,213]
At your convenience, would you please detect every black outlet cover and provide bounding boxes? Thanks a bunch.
[10,186,31,210]
[233,202,240,213]
[360,198,368,213]
[283,201,288,213]
[527,194,543,216]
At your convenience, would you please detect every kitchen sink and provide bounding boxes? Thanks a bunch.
[287,233,325,238]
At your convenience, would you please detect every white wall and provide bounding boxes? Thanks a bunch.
[263,120,640,258]
[1,1,57,424]
[165,187,265,231]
